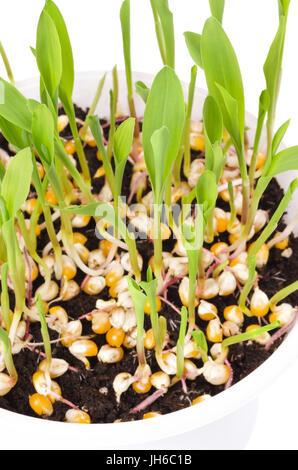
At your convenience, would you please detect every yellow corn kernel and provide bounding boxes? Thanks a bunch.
[183,359,198,378]
[248,242,269,268]
[206,318,223,343]
[83,276,105,296]
[250,288,270,317]
[229,232,240,245]
[255,152,266,170]
[192,394,211,406]
[99,239,114,257]
[62,260,77,281]
[106,271,123,288]
[71,214,91,228]
[64,140,76,155]
[65,409,91,424]
[210,242,229,259]
[106,327,125,348]
[143,412,161,419]
[144,297,162,315]
[92,312,111,335]
[61,320,82,348]
[73,232,87,245]
[29,393,53,417]
[132,377,152,394]
[216,216,229,233]
[223,305,244,326]
[58,115,69,133]
[123,334,136,349]
[79,126,96,147]
[94,166,105,178]
[148,223,171,241]
[144,329,155,350]
[96,150,102,161]
[273,233,289,250]
[190,133,205,152]
[36,162,45,180]
[198,300,218,321]
[45,189,57,206]
[74,243,90,264]
[23,198,39,215]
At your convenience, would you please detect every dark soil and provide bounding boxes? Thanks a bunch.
[0,106,297,424]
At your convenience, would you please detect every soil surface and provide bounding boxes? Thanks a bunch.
[0,105,297,423]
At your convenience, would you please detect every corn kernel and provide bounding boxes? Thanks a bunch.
[144,329,155,350]
[71,214,91,228]
[48,380,62,403]
[210,242,229,262]
[58,115,69,133]
[250,288,269,317]
[223,305,244,326]
[45,189,57,206]
[143,412,161,419]
[94,166,105,178]
[65,409,91,424]
[106,327,125,348]
[83,276,106,295]
[192,394,211,406]
[248,242,269,269]
[273,233,289,250]
[99,239,114,257]
[198,300,218,321]
[92,312,111,335]
[97,345,124,363]
[132,377,152,394]
[190,133,205,152]
[255,152,266,170]
[73,232,87,245]
[64,140,76,155]
[29,393,53,416]
[206,318,223,343]
[144,297,162,315]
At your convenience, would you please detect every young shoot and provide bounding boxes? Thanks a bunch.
[126,277,147,372]
[176,306,188,379]
[269,280,298,309]
[80,72,107,138]
[191,329,209,363]
[1,263,11,331]
[36,294,52,368]
[140,268,167,371]
[227,181,236,231]
[221,321,280,354]
[0,41,15,85]
[142,66,185,289]
[149,0,175,69]
[120,0,139,137]
[0,327,18,384]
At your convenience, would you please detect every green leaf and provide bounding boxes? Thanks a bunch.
[176,306,188,378]
[0,78,32,132]
[150,0,175,69]
[195,170,218,226]
[1,147,32,218]
[0,117,26,150]
[222,321,280,349]
[203,95,224,177]
[150,126,170,198]
[44,0,74,111]
[36,10,62,101]
[267,146,298,176]
[142,66,185,199]
[191,329,209,363]
[201,17,245,153]
[120,0,133,97]
[36,294,52,365]
[278,0,290,17]
[31,104,55,167]
[135,81,150,103]
[113,117,135,165]
[263,16,286,126]
[271,119,290,156]
[209,0,225,23]
[184,32,203,69]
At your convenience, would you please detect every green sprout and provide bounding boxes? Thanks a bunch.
[0,327,18,383]
[126,277,147,370]
[120,0,139,136]
[36,294,52,368]
[150,0,175,69]
[0,42,15,85]
[191,329,209,364]
[176,306,188,379]
[269,280,298,308]
[142,66,185,288]
[221,321,280,353]
[0,263,11,331]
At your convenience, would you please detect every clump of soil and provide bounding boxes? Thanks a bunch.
[0,105,297,424]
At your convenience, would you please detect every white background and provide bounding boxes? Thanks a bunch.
[0,0,298,450]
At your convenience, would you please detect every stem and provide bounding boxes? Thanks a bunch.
[269,281,298,308]
[0,42,14,85]
[81,72,107,136]
[0,263,11,331]
[153,202,163,290]
[68,109,91,183]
